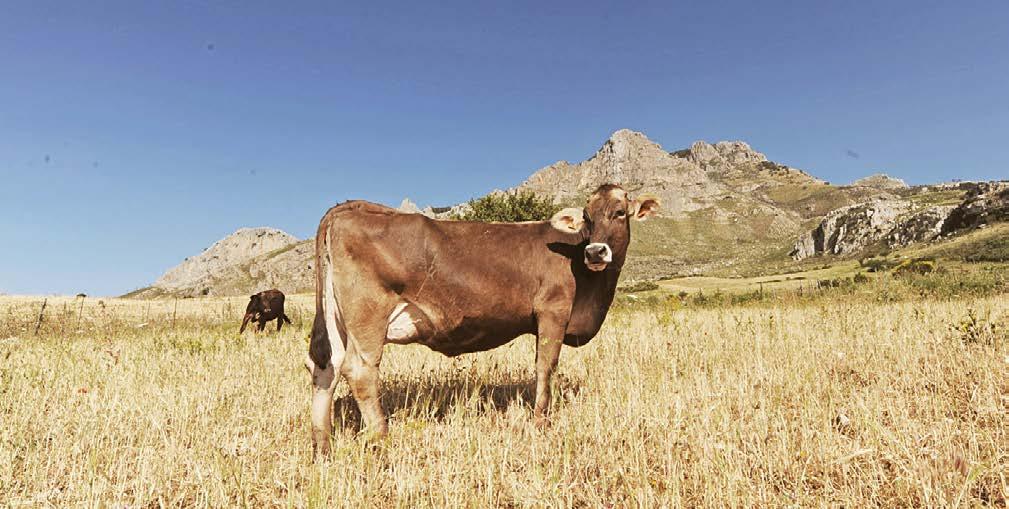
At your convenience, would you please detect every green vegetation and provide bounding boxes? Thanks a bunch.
[901,223,1009,262]
[617,280,659,293]
[892,258,937,276]
[950,308,1005,347]
[963,233,1009,262]
[454,190,561,223]
[626,259,1007,311]
[859,256,898,272]
[906,189,965,207]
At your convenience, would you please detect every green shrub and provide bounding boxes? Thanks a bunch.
[860,257,897,273]
[892,258,937,276]
[454,190,561,223]
[853,272,870,284]
[817,277,854,289]
[950,308,1003,347]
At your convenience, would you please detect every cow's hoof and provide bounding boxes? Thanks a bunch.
[534,415,552,430]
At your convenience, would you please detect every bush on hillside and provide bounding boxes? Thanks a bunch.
[454,191,561,223]
[859,257,898,273]
[893,258,937,276]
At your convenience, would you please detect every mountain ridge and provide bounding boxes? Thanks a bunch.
[130,129,1004,298]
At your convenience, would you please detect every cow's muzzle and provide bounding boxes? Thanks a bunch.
[584,243,612,271]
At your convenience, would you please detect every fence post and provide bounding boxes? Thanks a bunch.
[34,299,48,335]
[75,297,85,332]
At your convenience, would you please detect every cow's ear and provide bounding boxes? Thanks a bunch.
[630,196,660,221]
[550,207,585,233]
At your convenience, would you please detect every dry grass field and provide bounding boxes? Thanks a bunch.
[1,290,1008,507]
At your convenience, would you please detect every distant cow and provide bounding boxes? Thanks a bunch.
[240,289,292,333]
[306,184,658,455]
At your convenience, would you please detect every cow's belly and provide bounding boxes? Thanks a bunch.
[425,327,527,357]
[384,301,532,356]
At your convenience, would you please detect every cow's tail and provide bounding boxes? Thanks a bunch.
[308,221,346,370]
[308,215,349,457]
[281,313,292,325]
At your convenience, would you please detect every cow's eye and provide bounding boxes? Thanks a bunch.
[614,210,626,218]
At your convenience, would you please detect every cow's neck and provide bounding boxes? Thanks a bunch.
[566,254,624,341]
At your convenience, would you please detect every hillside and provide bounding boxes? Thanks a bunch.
[130,130,1007,297]
[128,228,312,298]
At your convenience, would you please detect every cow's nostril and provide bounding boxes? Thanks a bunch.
[585,243,612,263]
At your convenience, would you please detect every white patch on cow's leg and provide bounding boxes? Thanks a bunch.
[310,362,337,457]
[386,302,420,343]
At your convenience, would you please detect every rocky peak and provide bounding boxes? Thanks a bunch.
[584,129,672,182]
[398,198,422,214]
[597,129,663,157]
[517,129,717,214]
[683,140,767,167]
[153,227,299,291]
[851,173,908,190]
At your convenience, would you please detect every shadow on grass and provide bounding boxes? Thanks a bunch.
[333,375,582,432]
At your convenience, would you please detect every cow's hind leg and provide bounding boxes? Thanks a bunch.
[310,356,338,456]
[340,334,387,437]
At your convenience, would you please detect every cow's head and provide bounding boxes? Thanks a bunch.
[551,184,659,272]
[246,293,263,315]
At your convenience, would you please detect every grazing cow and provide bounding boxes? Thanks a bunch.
[239,289,292,333]
[306,184,658,455]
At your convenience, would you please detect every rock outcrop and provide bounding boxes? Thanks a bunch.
[792,181,1009,260]
[790,200,911,259]
[941,181,1009,234]
[887,205,956,247]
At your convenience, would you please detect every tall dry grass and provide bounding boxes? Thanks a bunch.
[1,293,1007,507]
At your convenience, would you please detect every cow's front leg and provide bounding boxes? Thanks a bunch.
[534,317,566,426]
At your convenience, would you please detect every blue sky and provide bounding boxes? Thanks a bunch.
[1,1,1007,296]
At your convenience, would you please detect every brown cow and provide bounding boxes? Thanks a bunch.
[306,184,658,455]
[239,289,292,333]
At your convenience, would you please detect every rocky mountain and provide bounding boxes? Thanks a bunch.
[131,130,1008,297]
[517,129,824,218]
